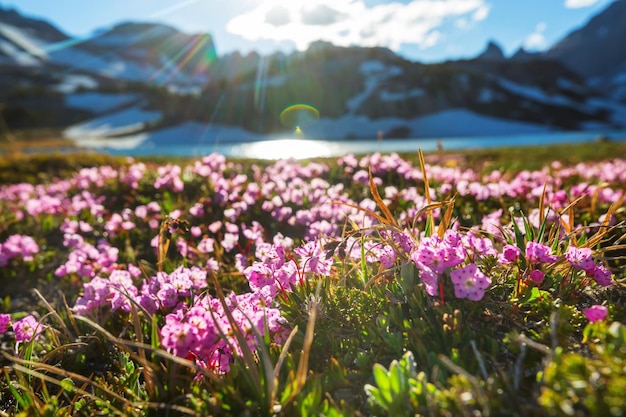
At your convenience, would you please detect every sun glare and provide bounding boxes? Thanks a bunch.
[234,138,333,160]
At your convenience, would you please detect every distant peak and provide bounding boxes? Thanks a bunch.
[108,21,179,36]
[511,46,539,61]
[476,40,505,60]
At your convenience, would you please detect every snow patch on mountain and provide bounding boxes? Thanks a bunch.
[50,47,162,82]
[65,92,139,113]
[305,109,552,139]
[346,60,403,114]
[0,39,39,65]
[0,22,48,61]
[63,106,162,141]
[498,78,580,108]
[54,75,99,94]
[71,121,262,150]
[380,88,425,101]
[586,99,626,127]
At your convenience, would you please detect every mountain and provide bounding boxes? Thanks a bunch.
[50,22,216,86]
[475,40,506,61]
[544,0,626,100]
[510,47,540,62]
[0,6,216,86]
[0,3,625,146]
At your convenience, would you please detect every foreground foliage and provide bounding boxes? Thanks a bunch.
[0,145,625,416]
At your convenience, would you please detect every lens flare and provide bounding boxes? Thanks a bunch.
[150,33,216,83]
[280,104,320,128]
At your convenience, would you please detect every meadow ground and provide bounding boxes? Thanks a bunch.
[0,140,625,416]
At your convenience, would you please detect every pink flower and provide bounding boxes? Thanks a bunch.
[499,244,521,264]
[13,315,46,343]
[583,305,608,323]
[565,246,594,272]
[450,263,491,301]
[410,235,465,275]
[588,264,614,287]
[525,241,557,264]
[418,265,439,296]
[378,245,397,268]
[528,269,545,284]
[0,314,11,334]
[294,241,332,276]
[160,321,199,357]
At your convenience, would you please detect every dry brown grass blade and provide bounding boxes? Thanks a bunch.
[539,181,548,226]
[438,198,456,238]
[418,148,436,233]
[407,201,446,233]
[417,148,431,205]
[584,200,622,249]
[9,358,198,416]
[331,201,390,226]
[130,303,157,400]
[283,282,318,406]
[558,194,588,237]
[368,167,398,227]
[33,289,73,340]
[157,218,171,272]
[273,325,299,378]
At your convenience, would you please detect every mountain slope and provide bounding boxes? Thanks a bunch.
[50,22,217,85]
[544,0,626,100]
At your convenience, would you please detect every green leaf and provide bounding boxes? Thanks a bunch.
[518,287,548,305]
[372,364,393,405]
[60,377,74,393]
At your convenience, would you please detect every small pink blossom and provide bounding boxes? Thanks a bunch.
[450,263,491,301]
[499,244,521,264]
[528,269,545,284]
[588,264,614,287]
[565,246,594,272]
[160,321,199,357]
[583,305,608,323]
[0,314,10,334]
[13,315,46,343]
[525,241,557,264]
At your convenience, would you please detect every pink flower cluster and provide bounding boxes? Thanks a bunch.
[565,246,614,287]
[0,234,39,267]
[244,243,300,298]
[160,292,286,373]
[72,263,287,374]
[55,238,120,279]
[410,230,494,301]
[524,241,558,284]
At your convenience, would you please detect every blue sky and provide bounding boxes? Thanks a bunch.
[1,0,615,62]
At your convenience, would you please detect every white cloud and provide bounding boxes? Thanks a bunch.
[564,0,600,8]
[455,18,469,29]
[226,0,490,52]
[523,21,547,51]
[472,5,490,21]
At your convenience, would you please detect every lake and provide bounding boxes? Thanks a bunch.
[95,129,626,160]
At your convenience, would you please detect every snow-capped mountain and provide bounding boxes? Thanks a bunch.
[544,0,626,101]
[1,2,625,146]
[0,7,216,86]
